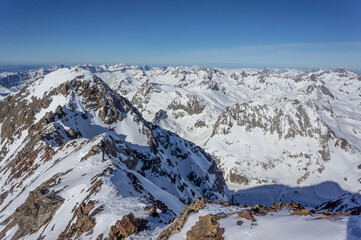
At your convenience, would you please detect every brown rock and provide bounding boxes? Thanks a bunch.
[144,205,153,211]
[115,213,146,237]
[157,198,208,240]
[237,209,256,221]
[272,201,283,210]
[82,218,96,232]
[236,220,243,226]
[291,209,312,216]
[79,202,95,215]
[59,199,103,239]
[0,191,9,205]
[286,203,303,211]
[186,214,226,240]
[148,206,159,218]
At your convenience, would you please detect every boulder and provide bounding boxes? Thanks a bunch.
[115,213,147,237]
[291,209,312,216]
[237,209,256,221]
[186,214,226,240]
[236,220,243,226]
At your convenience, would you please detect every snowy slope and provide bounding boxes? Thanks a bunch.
[0,67,230,239]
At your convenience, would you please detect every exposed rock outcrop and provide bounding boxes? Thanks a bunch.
[186,214,226,240]
[157,198,208,240]
[105,213,147,240]
[0,178,64,240]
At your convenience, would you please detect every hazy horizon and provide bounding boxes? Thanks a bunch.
[1,0,360,70]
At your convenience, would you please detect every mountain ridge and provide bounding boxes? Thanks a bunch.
[0,67,230,239]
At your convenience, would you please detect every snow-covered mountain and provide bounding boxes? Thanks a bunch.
[0,67,230,239]
[2,64,360,194]
[0,65,66,97]
[76,64,361,194]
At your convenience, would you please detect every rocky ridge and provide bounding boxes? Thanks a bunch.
[0,67,230,239]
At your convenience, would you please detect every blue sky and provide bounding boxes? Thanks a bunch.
[0,0,360,70]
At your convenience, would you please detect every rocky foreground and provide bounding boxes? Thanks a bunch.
[155,198,361,240]
[97,197,360,240]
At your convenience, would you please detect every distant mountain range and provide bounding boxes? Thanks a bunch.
[0,64,360,239]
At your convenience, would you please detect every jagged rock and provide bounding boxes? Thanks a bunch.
[251,204,270,216]
[272,201,284,210]
[186,214,226,240]
[291,209,312,216]
[285,203,304,211]
[237,209,256,221]
[59,201,97,239]
[0,191,8,205]
[106,213,148,239]
[157,198,208,240]
[147,206,159,218]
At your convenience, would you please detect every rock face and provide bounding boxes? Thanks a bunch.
[0,178,63,240]
[106,213,147,239]
[0,68,230,239]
